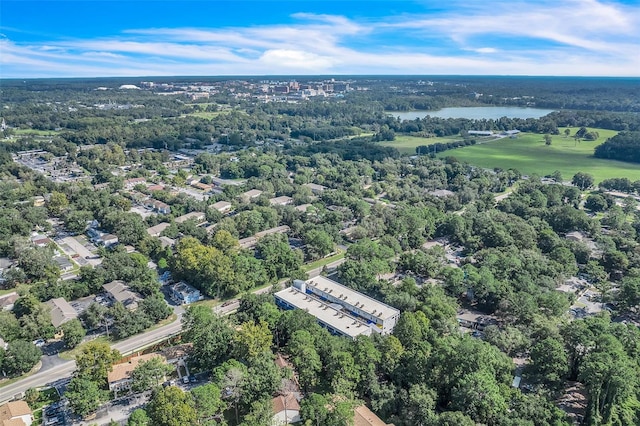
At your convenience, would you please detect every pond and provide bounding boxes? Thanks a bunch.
[390,106,556,121]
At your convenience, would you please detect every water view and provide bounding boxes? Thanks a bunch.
[390,106,556,120]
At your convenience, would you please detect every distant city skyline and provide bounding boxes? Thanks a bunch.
[1,0,639,78]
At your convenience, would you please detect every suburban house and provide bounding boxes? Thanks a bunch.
[99,234,119,247]
[272,393,300,425]
[53,256,74,272]
[103,280,141,311]
[146,184,165,192]
[159,236,175,248]
[175,211,206,224]
[108,353,166,394]
[169,281,202,305]
[31,235,52,248]
[272,354,302,425]
[456,309,498,331]
[0,401,34,426]
[238,225,290,249]
[127,191,149,204]
[211,201,232,214]
[239,189,263,203]
[353,405,394,426]
[303,183,327,194]
[45,297,78,328]
[124,177,147,189]
[144,199,171,214]
[191,181,213,192]
[146,222,170,237]
[269,196,294,206]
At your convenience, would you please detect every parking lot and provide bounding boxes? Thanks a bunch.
[58,236,102,267]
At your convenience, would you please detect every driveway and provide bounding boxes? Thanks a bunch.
[58,237,102,266]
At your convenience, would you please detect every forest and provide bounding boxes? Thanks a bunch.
[0,76,639,426]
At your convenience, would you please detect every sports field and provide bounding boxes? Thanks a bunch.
[433,127,640,183]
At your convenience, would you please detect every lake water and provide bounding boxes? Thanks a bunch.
[390,106,556,121]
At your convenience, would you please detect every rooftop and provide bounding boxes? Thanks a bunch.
[175,211,206,223]
[306,276,400,321]
[45,297,78,328]
[272,393,300,414]
[103,280,140,304]
[274,287,372,339]
[354,405,392,426]
[212,201,232,211]
[0,401,32,421]
[108,353,165,384]
[269,195,294,205]
[303,183,327,191]
[147,222,170,236]
[241,189,263,198]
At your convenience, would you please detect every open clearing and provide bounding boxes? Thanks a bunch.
[12,129,60,136]
[419,127,640,183]
[380,135,468,154]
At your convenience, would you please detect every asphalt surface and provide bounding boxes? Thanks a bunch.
[0,311,184,404]
[0,258,344,405]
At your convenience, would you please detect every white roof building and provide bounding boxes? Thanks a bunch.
[274,277,400,338]
[274,286,373,339]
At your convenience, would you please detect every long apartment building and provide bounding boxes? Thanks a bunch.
[274,276,400,339]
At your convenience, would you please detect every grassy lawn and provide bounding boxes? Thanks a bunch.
[380,135,468,155]
[0,361,42,389]
[183,109,241,120]
[303,249,346,272]
[12,128,60,136]
[0,283,29,296]
[59,336,112,361]
[433,127,640,183]
[32,387,60,425]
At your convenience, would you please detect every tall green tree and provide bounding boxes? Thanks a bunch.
[61,319,86,349]
[3,340,41,375]
[75,340,121,384]
[191,383,225,424]
[146,386,197,426]
[131,357,174,393]
[66,377,106,418]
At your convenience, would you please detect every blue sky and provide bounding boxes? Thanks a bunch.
[1,0,639,78]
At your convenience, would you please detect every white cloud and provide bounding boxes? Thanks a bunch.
[259,49,336,71]
[472,48,498,54]
[1,1,639,78]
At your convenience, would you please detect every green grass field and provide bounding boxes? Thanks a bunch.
[432,127,640,183]
[12,129,60,136]
[183,111,230,119]
[380,135,467,154]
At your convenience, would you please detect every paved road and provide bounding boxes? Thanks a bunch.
[306,258,347,278]
[0,315,184,404]
[0,280,277,404]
